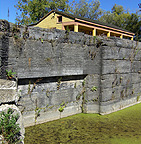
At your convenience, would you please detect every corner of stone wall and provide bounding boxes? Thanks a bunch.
[99,37,141,115]
[0,79,25,144]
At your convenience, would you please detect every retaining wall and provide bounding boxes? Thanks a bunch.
[0,20,141,127]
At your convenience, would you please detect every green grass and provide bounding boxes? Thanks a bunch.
[25,103,141,144]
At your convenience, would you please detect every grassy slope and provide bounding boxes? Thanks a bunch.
[25,103,141,144]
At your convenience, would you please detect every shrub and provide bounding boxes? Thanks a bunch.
[6,69,16,79]
[0,108,21,144]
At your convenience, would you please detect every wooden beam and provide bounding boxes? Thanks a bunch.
[74,24,78,32]
[120,34,123,39]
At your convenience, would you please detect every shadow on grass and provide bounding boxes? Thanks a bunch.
[25,103,141,144]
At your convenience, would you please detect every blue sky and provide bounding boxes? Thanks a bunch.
[0,0,141,23]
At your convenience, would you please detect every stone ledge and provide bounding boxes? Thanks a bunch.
[0,79,17,89]
[100,96,141,115]
[0,79,18,104]
[23,104,82,127]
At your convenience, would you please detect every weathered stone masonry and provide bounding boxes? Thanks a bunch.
[0,79,25,143]
[0,20,141,127]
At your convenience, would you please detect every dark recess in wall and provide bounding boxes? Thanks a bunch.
[18,74,87,85]
[0,34,9,79]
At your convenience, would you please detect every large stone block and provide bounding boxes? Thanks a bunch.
[131,73,141,84]
[84,74,100,101]
[132,83,141,96]
[100,96,140,115]
[101,84,133,102]
[101,73,134,89]
[0,79,18,104]
[83,103,99,113]
[131,61,141,73]
[102,60,131,74]
[102,46,132,60]
[50,88,75,105]
[115,38,136,48]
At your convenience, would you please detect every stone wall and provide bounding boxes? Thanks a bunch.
[0,79,25,143]
[0,20,141,127]
[86,38,141,114]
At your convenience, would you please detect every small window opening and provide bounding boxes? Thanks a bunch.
[58,16,62,22]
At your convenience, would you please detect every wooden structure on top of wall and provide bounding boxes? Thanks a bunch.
[30,10,135,40]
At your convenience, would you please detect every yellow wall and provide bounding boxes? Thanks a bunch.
[35,13,74,30]
[62,15,74,23]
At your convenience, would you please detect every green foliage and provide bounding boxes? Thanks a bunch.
[35,108,41,123]
[14,34,19,39]
[92,98,98,102]
[45,58,51,62]
[137,95,140,102]
[120,77,123,83]
[60,101,65,106]
[76,95,81,100]
[135,48,140,55]
[58,106,65,112]
[112,4,124,15]
[14,0,141,40]
[27,78,42,96]
[91,86,97,92]
[66,25,70,32]
[0,108,21,144]
[12,24,20,33]
[99,4,141,39]
[40,38,44,43]
[6,69,16,79]
[82,80,85,87]
[57,77,62,90]
[15,0,103,25]
[46,89,50,97]
[93,36,97,44]
[69,0,103,20]
[74,82,77,88]
[58,102,66,112]
[15,0,70,25]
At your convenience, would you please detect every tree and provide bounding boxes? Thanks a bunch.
[15,0,69,25]
[99,4,130,28]
[125,13,140,33]
[111,4,124,15]
[69,0,103,20]
[99,4,141,37]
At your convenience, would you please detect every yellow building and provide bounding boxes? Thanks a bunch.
[30,10,135,40]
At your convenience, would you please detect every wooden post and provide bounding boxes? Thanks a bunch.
[107,31,110,37]
[92,28,96,36]
[62,25,65,30]
[74,24,78,32]
[120,34,123,39]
